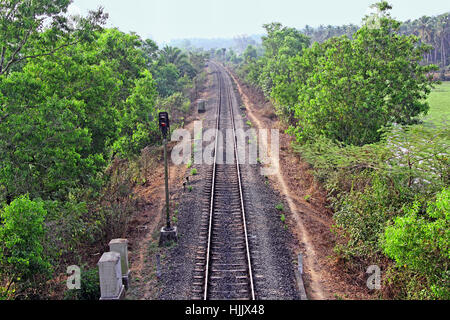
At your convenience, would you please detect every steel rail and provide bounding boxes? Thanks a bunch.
[203,62,222,300]
[224,65,256,301]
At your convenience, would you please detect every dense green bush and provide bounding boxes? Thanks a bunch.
[64,267,100,300]
[293,124,449,298]
[0,196,52,297]
[156,92,191,120]
[383,188,449,299]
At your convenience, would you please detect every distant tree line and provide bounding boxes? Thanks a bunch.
[209,11,449,73]
[302,13,450,71]
[168,35,262,53]
[399,13,449,69]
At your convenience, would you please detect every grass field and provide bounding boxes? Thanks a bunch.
[423,81,450,126]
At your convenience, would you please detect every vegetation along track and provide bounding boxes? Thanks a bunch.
[192,62,256,300]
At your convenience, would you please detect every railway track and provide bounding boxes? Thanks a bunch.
[192,62,255,300]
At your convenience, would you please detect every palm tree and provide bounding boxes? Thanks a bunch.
[303,25,313,37]
[436,13,449,68]
[159,46,189,66]
[417,16,434,63]
[159,45,199,79]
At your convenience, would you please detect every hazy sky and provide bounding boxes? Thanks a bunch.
[70,0,449,44]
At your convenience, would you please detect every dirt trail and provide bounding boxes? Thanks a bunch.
[226,68,371,300]
[126,156,187,299]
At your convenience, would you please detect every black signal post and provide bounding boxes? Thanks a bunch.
[158,112,178,246]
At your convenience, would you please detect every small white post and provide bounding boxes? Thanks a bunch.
[109,239,130,289]
[298,254,303,275]
[98,252,125,300]
[297,254,308,300]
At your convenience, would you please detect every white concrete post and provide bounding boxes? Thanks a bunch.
[109,239,130,289]
[98,252,125,300]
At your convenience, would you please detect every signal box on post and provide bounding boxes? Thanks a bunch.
[159,112,170,138]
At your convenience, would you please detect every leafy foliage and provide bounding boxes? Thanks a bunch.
[383,188,449,299]
[235,3,439,146]
[293,122,448,298]
[0,3,207,299]
[0,196,52,294]
[242,22,310,97]
[112,69,159,158]
[0,0,107,76]
[285,4,437,145]
[153,63,181,97]
[64,267,100,300]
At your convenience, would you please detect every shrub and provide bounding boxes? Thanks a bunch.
[333,175,396,258]
[0,196,52,296]
[382,188,449,299]
[64,267,100,300]
[293,124,449,299]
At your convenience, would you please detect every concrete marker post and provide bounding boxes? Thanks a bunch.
[295,253,308,300]
[109,239,130,290]
[98,252,125,300]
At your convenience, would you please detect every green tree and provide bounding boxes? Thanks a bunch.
[0,26,163,203]
[97,29,148,99]
[0,0,107,76]
[261,22,310,58]
[287,1,437,145]
[141,38,159,67]
[240,22,310,97]
[154,63,181,97]
[160,46,188,66]
[158,45,197,78]
[113,69,159,157]
[0,73,104,202]
[243,45,258,63]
